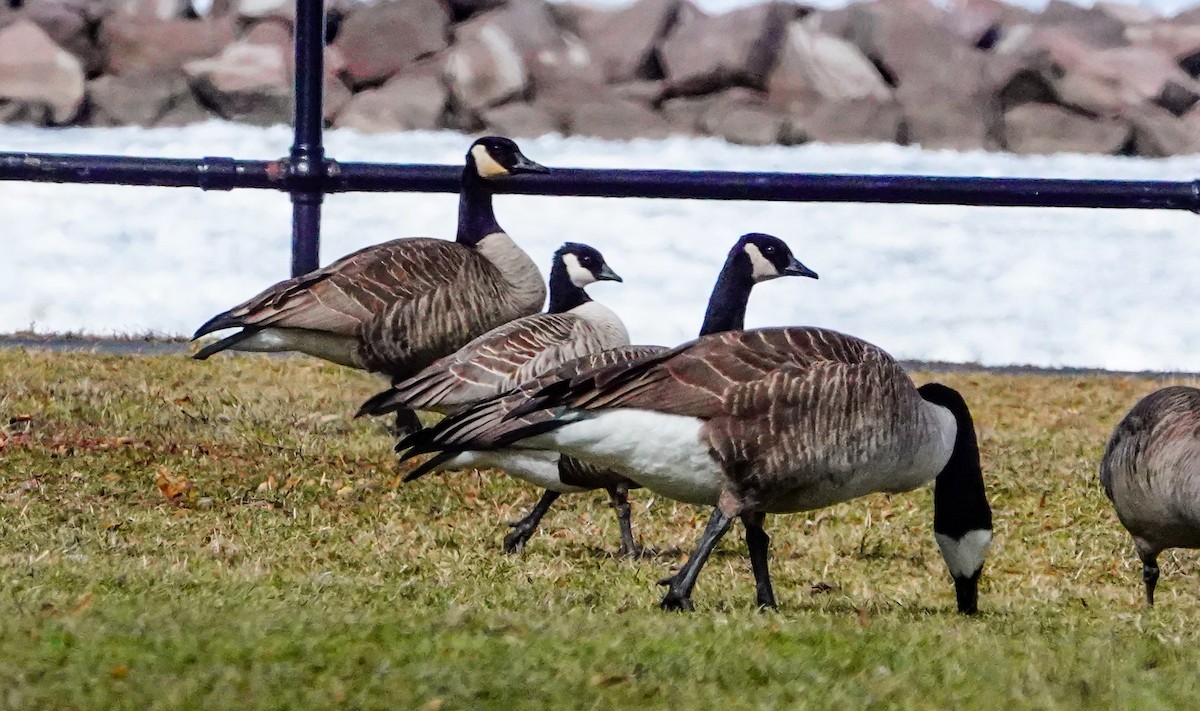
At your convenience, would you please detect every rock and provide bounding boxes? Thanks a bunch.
[100,14,236,75]
[480,101,560,137]
[455,0,602,89]
[184,40,290,125]
[1002,102,1129,154]
[445,0,508,23]
[1094,2,1160,27]
[0,20,85,124]
[87,70,203,126]
[244,19,291,49]
[785,95,902,144]
[1126,22,1200,67]
[110,0,190,20]
[766,20,891,118]
[12,0,103,76]
[659,93,713,134]
[1128,104,1200,156]
[1037,0,1128,48]
[698,88,785,145]
[610,80,666,106]
[534,79,669,140]
[334,63,448,133]
[232,0,294,23]
[943,0,1034,48]
[659,2,794,94]
[1053,46,1200,116]
[445,24,527,111]
[826,0,995,149]
[575,0,682,83]
[333,0,450,88]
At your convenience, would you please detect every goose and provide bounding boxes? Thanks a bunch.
[403,327,994,613]
[356,241,628,419]
[190,136,550,432]
[1101,386,1200,605]
[398,233,818,556]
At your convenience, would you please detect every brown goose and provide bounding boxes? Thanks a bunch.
[398,233,818,557]
[405,327,994,614]
[190,136,549,431]
[356,242,628,419]
[1101,386,1200,605]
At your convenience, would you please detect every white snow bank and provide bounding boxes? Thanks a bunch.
[0,121,1197,372]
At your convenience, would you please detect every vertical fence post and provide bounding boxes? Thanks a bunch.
[290,0,326,277]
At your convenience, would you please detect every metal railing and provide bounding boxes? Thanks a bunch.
[0,0,1196,278]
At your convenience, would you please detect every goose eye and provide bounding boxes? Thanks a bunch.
[763,245,776,255]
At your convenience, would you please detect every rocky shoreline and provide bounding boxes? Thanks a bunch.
[0,0,1198,156]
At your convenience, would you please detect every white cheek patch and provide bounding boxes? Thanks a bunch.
[562,253,597,287]
[471,144,509,178]
[743,243,780,282]
[935,529,992,579]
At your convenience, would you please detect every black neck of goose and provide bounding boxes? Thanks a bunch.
[457,163,502,246]
[924,385,993,614]
[547,257,591,314]
[699,250,755,336]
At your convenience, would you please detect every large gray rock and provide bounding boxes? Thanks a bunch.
[333,0,451,88]
[455,0,602,89]
[88,70,205,126]
[5,0,104,76]
[1052,45,1200,116]
[1002,102,1129,154]
[334,63,448,133]
[659,2,794,94]
[784,95,902,144]
[1128,104,1200,156]
[766,20,891,118]
[1036,0,1128,48]
[534,79,669,140]
[943,0,1035,48]
[0,20,85,124]
[444,25,528,110]
[575,0,682,83]
[480,101,561,137]
[100,14,236,75]
[699,88,785,145]
[1126,22,1200,67]
[823,0,995,149]
[184,40,290,125]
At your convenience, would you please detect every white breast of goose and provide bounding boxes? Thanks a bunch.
[567,300,631,347]
[525,410,725,506]
[765,400,957,513]
[439,449,590,493]
[474,232,546,314]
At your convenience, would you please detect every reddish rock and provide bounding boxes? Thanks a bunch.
[87,70,204,126]
[1094,2,1160,27]
[767,20,891,118]
[1126,22,1200,65]
[610,80,666,106]
[700,89,785,145]
[232,0,295,23]
[110,0,190,20]
[1128,104,1200,156]
[659,2,793,93]
[334,0,450,88]
[9,0,103,76]
[101,14,236,75]
[944,0,1034,47]
[659,93,713,134]
[575,0,682,83]
[1002,102,1129,154]
[445,25,528,110]
[1036,0,1128,48]
[334,63,448,133]
[784,95,902,144]
[1053,46,1200,116]
[244,19,292,50]
[533,79,669,140]
[480,101,561,137]
[456,0,602,89]
[0,20,85,124]
[184,40,290,125]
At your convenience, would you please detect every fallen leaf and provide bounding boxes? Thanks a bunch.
[155,467,193,506]
[109,664,130,679]
[417,700,444,711]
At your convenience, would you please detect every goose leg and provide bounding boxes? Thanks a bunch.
[741,512,777,610]
[392,408,422,438]
[659,508,734,612]
[607,483,641,558]
[504,490,561,554]
[1137,546,1160,606]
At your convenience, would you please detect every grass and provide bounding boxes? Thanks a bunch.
[2,348,1200,709]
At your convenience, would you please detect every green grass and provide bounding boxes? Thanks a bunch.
[3,348,1200,709]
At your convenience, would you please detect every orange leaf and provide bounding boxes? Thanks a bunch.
[155,467,193,506]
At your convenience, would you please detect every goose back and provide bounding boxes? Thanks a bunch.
[516,327,953,512]
[1101,386,1200,551]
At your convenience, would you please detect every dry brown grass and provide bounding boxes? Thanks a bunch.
[2,347,1200,709]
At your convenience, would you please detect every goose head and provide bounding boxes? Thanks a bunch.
[548,243,623,313]
[736,233,819,283]
[918,382,993,615]
[468,136,549,180]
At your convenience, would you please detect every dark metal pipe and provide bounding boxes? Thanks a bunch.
[289,0,326,276]
[0,152,1197,212]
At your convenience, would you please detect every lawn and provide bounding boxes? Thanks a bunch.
[2,347,1200,709]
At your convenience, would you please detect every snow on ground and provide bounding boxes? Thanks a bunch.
[0,121,1197,372]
